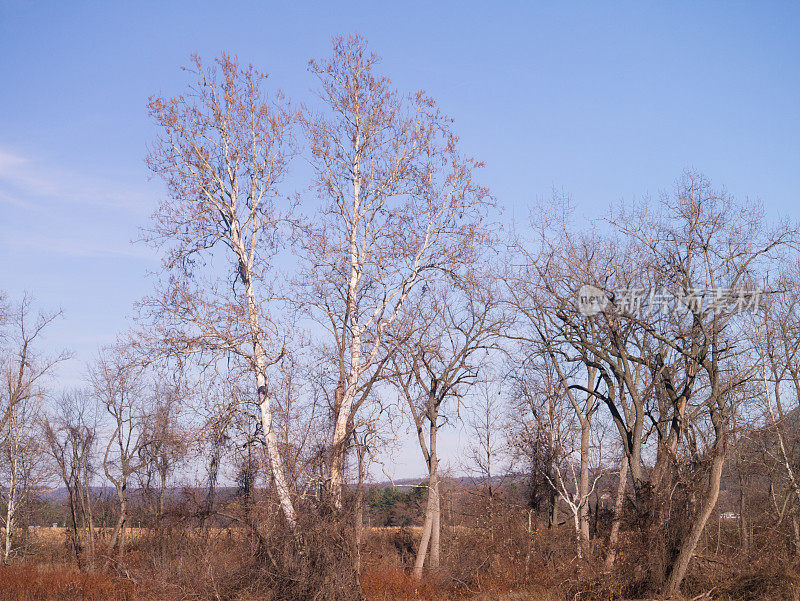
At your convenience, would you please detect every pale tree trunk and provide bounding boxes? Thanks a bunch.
[330,366,358,511]
[550,464,598,562]
[664,444,726,597]
[413,473,439,579]
[120,499,127,550]
[413,419,440,579]
[329,124,365,512]
[258,396,297,531]
[430,486,441,569]
[552,361,595,557]
[578,417,591,556]
[3,504,14,563]
[251,328,296,533]
[232,218,298,532]
[330,275,363,509]
[3,468,16,563]
[604,453,628,571]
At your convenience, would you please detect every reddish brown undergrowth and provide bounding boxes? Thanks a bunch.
[0,566,136,601]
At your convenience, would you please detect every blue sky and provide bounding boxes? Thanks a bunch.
[1,1,799,477]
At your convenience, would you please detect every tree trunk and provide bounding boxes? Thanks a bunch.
[413,476,438,579]
[232,220,298,531]
[549,490,559,528]
[109,490,127,553]
[258,397,297,531]
[354,442,366,580]
[430,479,441,569]
[330,338,360,511]
[664,445,726,597]
[604,452,628,571]
[578,417,591,556]
[331,146,364,512]
[413,408,441,579]
[3,466,16,563]
[78,467,95,568]
[3,499,14,563]
[66,487,83,570]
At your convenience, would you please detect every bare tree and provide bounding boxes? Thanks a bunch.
[0,295,69,437]
[465,374,507,543]
[514,352,603,559]
[0,390,47,562]
[603,445,629,571]
[300,34,493,509]
[507,172,795,594]
[750,262,800,549]
[43,391,97,570]
[391,275,504,578]
[0,295,68,562]
[143,54,298,531]
[136,373,187,537]
[606,173,793,596]
[91,344,151,553]
[505,208,610,558]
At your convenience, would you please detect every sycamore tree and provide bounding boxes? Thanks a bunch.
[299,35,493,509]
[143,54,298,530]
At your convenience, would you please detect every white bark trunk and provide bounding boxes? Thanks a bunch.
[579,418,591,555]
[258,394,297,530]
[231,217,298,531]
[3,470,16,563]
[330,155,364,510]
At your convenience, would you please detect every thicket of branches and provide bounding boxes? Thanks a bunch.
[2,35,800,601]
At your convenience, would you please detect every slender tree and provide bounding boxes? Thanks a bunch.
[143,54,298,530]
[300,35,493,508]
[0,295,68,562]
[91,345,152,553]
[0,392,47,563]
[391,274,505,577]
[43,391,97,571]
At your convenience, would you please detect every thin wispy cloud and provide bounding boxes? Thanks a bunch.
[0,145,156,216]
[0,228,156,260]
